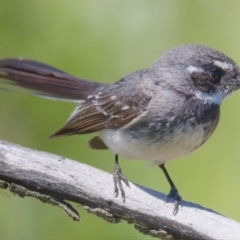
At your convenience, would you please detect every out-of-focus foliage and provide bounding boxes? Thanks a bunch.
[1,1,240,239]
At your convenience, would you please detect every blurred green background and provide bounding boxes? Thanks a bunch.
[1,0,240,239]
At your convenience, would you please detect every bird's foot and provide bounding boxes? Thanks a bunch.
[113,162,130,202]
[165,187,182,215]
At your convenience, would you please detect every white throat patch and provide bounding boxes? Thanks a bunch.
[195,91,223,105]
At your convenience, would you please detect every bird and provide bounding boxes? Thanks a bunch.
[0,44,239,214]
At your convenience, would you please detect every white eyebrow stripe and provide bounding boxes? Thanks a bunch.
[214,60,233,70]
[187,65,203,74]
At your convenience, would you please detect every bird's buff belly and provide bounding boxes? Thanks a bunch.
[99,123,213,166]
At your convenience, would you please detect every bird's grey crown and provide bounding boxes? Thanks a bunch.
[149,44,240,101]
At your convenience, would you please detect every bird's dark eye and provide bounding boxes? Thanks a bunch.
[211,69,221,82]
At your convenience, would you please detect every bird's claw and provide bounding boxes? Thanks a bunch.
[113,162,130,202]
[165,187,182,215]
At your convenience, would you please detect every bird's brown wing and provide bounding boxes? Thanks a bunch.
[51,75,153,137]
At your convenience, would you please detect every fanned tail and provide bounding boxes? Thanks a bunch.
[0,58,104,102]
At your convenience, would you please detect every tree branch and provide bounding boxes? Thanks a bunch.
[0,140,239,240]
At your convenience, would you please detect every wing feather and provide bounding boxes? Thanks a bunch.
[51,72,153,137]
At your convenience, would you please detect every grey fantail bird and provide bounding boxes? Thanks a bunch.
[0,44,240,214]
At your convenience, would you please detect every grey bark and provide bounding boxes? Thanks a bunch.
[0,140,239,240]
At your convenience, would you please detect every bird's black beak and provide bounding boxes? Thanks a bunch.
[236,75,240,88]
[233,68,240,88]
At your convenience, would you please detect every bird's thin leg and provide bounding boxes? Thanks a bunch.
[113,154,130,202]
[159,163,182,215]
